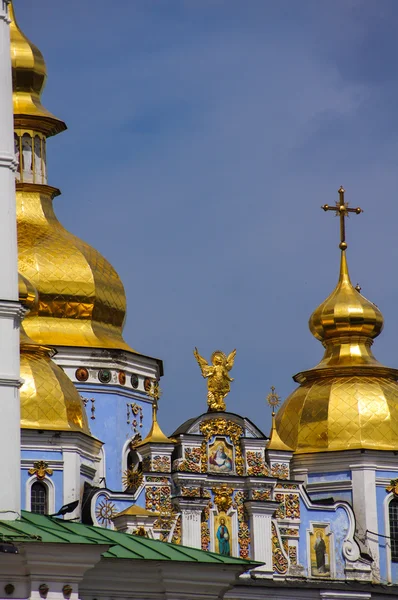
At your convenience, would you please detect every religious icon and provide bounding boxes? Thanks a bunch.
[193,348,236,412]
[215,515,231,556]
[208,438,233,474]
[309,526,331,577]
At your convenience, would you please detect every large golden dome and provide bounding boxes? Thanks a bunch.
[276,249,398,453]
[19,274,90,433]
[11,3,136,353]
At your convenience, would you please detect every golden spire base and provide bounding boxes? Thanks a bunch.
[135,382,175,447]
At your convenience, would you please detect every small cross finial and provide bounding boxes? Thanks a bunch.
[266,385,281,417]
[321,186,363,251]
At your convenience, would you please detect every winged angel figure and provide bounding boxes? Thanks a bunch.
[193,348,237,412]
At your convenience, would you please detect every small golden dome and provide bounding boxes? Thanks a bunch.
[275,249,398,453]
[9,2,65,135]
[310,251,383,345]
[19,273,90,434]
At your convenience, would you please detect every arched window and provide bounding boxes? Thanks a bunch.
[31,481,48,515]
[389,498,398,562]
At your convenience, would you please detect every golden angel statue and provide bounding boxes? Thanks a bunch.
[193,348,237,412]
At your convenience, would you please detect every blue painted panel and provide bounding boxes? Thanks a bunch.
[299,499,350,579]
[377,470,398,479]
[22,450,63,460]
[79,390,152,490]
[308,471,350,483]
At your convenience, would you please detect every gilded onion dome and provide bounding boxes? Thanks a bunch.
[19,273,90,433]
[11,3,135,353]
[276,243,398,454]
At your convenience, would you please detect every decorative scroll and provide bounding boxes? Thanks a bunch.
[386,479,398,497]
[201,521,210,551]
[181,486,201,498]
[272,522,288,574]
[233,491,250,559]
[289,545,297,565]
[274,493,286,519]
[171,515,181,544]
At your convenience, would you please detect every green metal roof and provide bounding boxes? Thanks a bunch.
[0,511,258,566]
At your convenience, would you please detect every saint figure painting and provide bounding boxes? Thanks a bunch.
[216,517,231,556]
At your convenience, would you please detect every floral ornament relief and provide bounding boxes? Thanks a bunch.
[246,451,270,476]
[200,418,244,475]
[28,460,53,480]
[173,447,201,473]
[152,455,171,473]
[233,491,250,559]
[271,462,289,479]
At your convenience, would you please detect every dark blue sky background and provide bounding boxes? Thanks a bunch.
[14,0,398,435]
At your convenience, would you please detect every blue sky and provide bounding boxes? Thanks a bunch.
[14,0,398,435]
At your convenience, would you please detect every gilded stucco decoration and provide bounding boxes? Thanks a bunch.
[173,447,201,473]
[233,491,250,559]
[275,188,398,454]
[96,499,117,527]
[152,456,171,473]
[145,486,171,513]
[194,348,236,412]
[386,479,398,497]
[251,489,271,502]
[212,486,233,513]
[28,460,53,480]
[171,515,181,545]
[271,463,289,479]
[122,468,143,492]
[272,522,289,574]
[246,451,270,476]
[200,418,244,475]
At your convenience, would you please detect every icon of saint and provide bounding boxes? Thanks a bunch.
[209,443,232,472]
[217,517,231,556]
[314,531,327,574]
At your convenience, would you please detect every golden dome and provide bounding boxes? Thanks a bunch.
[19,273,90,434]
[12,1,136,354]
[9,2,66,136]
[275,250,398,454]
[17,185,135,352]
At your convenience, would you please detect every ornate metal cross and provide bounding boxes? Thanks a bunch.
[321,186,363,251]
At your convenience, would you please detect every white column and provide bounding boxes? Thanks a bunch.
[63,450,81,519]
[351,465,379,578]
[0,0,23,520]
[173,499,207,549]
[245,501,276,575]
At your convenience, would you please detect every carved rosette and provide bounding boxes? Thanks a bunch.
[200,418,244,475]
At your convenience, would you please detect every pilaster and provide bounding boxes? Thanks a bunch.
[244,500,278,575]
[0,0,22,519]
[172,497,208,549]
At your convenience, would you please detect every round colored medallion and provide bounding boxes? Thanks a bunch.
[118,370,126,385]
[98,369,112,384]
[75,367,89,382]
[131,373,139,389]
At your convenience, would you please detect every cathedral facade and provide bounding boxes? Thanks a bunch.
[9,2,398,595]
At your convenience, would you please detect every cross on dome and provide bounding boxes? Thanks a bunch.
[321,186,363,250]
